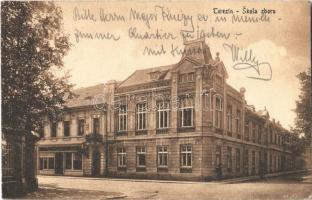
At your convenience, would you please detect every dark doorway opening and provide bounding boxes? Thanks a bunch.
[92,150,101,176]
[55,152,64,175]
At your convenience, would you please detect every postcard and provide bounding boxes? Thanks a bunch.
[1,0,311,199]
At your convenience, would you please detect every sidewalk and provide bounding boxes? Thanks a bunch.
[38,169,310,185]
[221,169,310,184]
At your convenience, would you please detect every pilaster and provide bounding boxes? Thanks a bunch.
[194,65,204,132]
[170,71,178,134]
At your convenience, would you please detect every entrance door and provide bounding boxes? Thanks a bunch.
[55,152,64,175]
[92,150,101,176]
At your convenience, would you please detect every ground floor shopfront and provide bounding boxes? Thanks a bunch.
[37,136,303,181]
[38,144,106,177]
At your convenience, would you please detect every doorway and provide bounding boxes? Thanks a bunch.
[55,152,63,175]
[92,150,101,176]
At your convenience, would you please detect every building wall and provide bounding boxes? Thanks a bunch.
[107,137,204,180]
[37,40,304,181]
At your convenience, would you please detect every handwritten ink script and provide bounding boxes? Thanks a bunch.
[223,43,272,81]
[71,4,279,81]
[71,5,277,46]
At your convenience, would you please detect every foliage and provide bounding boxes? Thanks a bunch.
[294,69,312,145]
[1,2,73,134]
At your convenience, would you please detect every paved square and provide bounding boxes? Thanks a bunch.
[23,172,312,199]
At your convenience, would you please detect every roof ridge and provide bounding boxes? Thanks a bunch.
[73,83,105,91]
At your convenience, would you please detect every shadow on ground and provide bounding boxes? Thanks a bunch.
[22,185,126,200]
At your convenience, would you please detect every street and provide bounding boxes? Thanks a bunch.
[23,172,312,200]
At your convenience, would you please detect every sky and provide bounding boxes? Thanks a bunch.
[57,1,310,129]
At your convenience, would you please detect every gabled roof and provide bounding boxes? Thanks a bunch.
[118,64,175,87]
[65,84,106,108]
[119,39,214,88]
[118,38,229,89]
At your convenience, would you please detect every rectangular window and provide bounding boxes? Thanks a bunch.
[179,97,194,127]
[39,158,43,170]
[203,92,210,111]
[236,110,241,138]
[65,152,72,169]
[245,121,250,141]
[244,149,249,174]
[51,122,57,137]
[93,118,100,134]
[215,96,223,129]
[236,148,241,172]
[227,146,232,172]
[252,123,256,143]
[181,145,192,168]
[39,157,55,170]
[188,72,195,82]
[136,146,146,168]
[63,121,70,137]
[258,127,262,144]
[226,105,232,133]
[157,146,168,167]
[117,147,126,168]
[118,105,127,132]
[264,128,268,144]
[269,154,272,172]
[215,145,222,167]
[77,119,85,136]
[252,151,256,174]
[136,103,147,130]
[73,152,82,170]
[44,157,48,169]
[48,157,54,169]
[179,74,186,83]
[179,73,195,83]
[63,152,82,170]
[157,101,170,129]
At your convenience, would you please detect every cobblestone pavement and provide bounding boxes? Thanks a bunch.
[22,172,312,200]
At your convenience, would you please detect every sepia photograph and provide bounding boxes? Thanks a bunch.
[1,0,312,199]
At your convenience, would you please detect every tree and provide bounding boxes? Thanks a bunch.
[294,69,312,145]
[1,1,73,135]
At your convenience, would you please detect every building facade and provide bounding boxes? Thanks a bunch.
[37,39,304,180]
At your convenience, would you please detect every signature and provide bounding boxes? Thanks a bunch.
[223,43,272,81]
